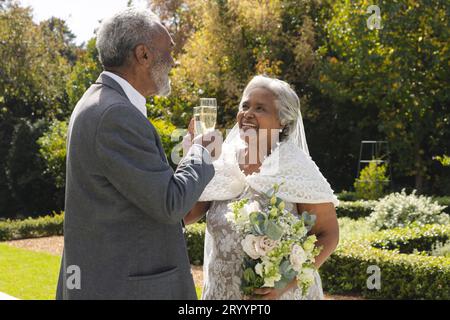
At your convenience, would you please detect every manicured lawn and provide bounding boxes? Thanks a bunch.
[0,243,60,300]
[0,243,203,300]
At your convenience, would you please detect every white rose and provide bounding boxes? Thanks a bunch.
[225,211,235,223]
[241,235,261,259]
[303,235,317,252]
[254,236,278,257]
[255,263,264,277]
[241,201,260,216]
[263,274,281,288]
[235,201,260,226]
[298,268,315,284]
[290,244,308,272]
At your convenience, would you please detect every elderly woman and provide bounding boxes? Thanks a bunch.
[184,75,340,300]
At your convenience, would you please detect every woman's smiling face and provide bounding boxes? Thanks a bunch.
[236,87,284,158]
[237,87,283,133]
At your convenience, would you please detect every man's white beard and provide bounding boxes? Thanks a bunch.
[157,76,171,97]
[152,63,172,97]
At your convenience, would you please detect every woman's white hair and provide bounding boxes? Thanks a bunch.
[96,8,162,68]
[239,75,309,154]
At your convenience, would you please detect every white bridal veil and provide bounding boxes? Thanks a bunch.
[198,115,338,207]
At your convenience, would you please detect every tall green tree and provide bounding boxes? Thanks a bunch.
[170,0,320,127]
[314,0,450,193]
[0,3,71,217]
[66,38,102,110]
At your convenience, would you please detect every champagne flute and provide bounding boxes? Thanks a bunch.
[194,98,217,136]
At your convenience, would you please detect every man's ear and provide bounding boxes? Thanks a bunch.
[134,44,153,67]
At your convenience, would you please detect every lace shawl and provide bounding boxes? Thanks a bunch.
[199,140,339,207]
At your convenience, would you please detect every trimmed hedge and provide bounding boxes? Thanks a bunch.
[321,224,450,299]
[337,198,449,219]
[185,222,206,266]
[0,212,64,241]
[336,200,377,219]
[3,212,450,299]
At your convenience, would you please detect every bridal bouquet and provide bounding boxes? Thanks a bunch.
[225,184,321,296]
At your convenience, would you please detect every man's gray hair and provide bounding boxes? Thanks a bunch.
[96,8,162,68]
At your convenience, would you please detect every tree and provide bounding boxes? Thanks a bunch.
[66,38,103,111]
[0,3,71,217]
[39,17,80,65]
[170,0,320,127]
[314,0,450,193]
[149,0,201,57]
[5,119,63,218]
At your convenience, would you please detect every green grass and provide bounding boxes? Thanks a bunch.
[0,244,60,300]
[0,243,203,300]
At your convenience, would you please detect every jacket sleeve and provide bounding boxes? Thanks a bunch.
[95,104,215,224]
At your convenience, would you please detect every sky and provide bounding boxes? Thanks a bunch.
[20,0,149,45]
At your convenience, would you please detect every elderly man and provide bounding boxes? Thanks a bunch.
[56,9,215,300]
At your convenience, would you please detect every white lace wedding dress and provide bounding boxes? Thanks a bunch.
[198,135,339,300]
[202,186,325,300]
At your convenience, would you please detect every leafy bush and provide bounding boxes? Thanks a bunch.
[336,200,376,219]
[38,120,67,188]
[367,189,449,230]
[3,119,63,219]
[0,212,64,241]
[354,162,389,200]
[338,217,375,241]
[431,240,450,258]
[321,224,450,299]
[185,223,206,266]
[434,197,450,214]
[369,224,449,253]
[337,191,359,202]
[150,118,179,167]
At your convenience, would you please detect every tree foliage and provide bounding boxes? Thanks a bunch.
[315,0,450,192]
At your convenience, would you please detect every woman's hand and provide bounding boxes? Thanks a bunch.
[247,282,296,300]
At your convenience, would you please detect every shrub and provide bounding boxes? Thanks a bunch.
[431,240,450,258]
[338,217,375,241]
[369,223,449,253]
[38,120,68,189]
[336,200,376,219]
[321,224,450,299]
[185,222,206,266]
[3,119,63,219]
[150,118,178,167]
[354,162,389,200]
[434,196,450,214]
[337,191,359,202]
[368,189,449,230]
[0,212,64,241]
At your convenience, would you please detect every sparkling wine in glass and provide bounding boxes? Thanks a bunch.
[194,98,217,136]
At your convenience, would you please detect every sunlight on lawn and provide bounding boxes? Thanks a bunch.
[0,244,60,300]
[0,243,204,300]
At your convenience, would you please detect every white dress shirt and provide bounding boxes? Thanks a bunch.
[102,71,147,118]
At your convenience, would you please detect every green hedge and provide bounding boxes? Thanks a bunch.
[0,212,64,241]
[3,212,450,299]
[336,200,376,219]
[337,198,449,219]
[321,224,450,299]
[185,223,206,266]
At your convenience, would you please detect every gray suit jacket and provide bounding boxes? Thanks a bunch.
[56,74,215,300]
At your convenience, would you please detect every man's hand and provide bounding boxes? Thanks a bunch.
[192,129,223,161]
[184,118,223,161]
